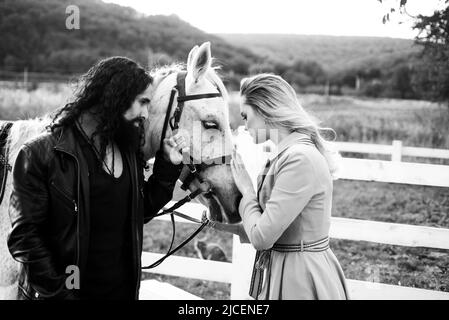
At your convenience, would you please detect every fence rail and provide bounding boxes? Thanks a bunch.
[338,158,449,187]
[154,202,449,250]
[335,140,449,161]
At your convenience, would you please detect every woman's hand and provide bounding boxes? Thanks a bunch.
[162,132,188,165]
[231,147,255,196]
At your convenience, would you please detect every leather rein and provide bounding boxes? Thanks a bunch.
[142,71,230,269]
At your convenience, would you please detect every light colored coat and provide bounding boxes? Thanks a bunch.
[239,132,349,300]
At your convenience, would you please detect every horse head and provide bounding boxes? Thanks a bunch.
[143,42,242,224]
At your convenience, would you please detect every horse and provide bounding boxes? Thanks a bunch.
[0,42,242,299]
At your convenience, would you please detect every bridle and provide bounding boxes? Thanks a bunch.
[142,71,231,269]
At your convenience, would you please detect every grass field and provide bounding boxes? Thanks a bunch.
[0,83,72,120]
[1,83,448,299]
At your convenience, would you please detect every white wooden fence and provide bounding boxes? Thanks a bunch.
[335,140,449,162]
[141,135,449,300]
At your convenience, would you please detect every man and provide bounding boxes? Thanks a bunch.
[7,57,186,300]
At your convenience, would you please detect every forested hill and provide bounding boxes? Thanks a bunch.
[0,0,260,74]
[217,33,420,74]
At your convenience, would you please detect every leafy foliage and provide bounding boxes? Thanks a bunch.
[378,0,449,105]
[412,2,449,104]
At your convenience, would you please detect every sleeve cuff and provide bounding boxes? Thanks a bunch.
[152,151,183,181]
[238,192,258,220]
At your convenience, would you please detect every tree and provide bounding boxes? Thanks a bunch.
[284,70,313,89]
[228,56,251,75]
[379,0,449,105]
[248,63,275,75]
[290,59,326,84]
[391,65,413,99]
[413,4,449,103]
[273,62,290,76]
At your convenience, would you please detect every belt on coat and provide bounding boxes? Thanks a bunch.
[249,236,330,300]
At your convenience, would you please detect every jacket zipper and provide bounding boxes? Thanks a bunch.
[54,147,81,273]
[50,181,78,214]
[133,157,140,299]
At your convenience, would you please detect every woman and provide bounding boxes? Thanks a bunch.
[229,74,348,300]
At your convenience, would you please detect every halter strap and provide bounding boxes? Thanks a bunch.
[159,88,177,151]
[177,93,222,102]
[170,72,187,131]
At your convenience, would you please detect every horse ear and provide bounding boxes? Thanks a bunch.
[189,42,211,83]
[187,45,199,68]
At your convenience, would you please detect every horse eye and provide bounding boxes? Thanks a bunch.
[202,121,219,130]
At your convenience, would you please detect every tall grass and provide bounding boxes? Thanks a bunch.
[304,95,449,149]
[0,83,72,120]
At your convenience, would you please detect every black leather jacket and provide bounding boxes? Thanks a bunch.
[7,124,182,300]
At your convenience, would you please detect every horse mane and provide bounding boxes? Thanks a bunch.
[150,63,185,89]
[206,67,229,102]
[6,115,53,166]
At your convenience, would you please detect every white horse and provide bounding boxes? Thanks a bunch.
[0,42,242,299]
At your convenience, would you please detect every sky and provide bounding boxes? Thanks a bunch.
[103,0,445,39]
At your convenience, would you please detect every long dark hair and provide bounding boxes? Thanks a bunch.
[49,56,152,165]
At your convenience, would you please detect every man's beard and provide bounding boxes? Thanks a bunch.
[113,116,144,153]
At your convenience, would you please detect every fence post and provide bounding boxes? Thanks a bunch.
[230,235,256,300]
[392,140,402,162]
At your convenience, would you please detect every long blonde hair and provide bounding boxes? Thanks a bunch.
[240,73,341,178]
